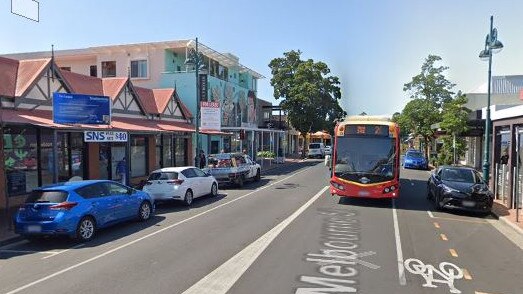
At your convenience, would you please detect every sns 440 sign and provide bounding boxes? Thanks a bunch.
[84,131,128,142]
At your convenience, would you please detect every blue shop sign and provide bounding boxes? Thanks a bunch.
[53,92,111,124]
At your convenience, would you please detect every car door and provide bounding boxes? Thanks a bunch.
[245,156,256,178]
[181,168,199,196]
[106,182,138,220]
[76,183,115,227]
[193,168,210,197]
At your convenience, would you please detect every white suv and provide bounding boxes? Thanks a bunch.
[307,143,325,158]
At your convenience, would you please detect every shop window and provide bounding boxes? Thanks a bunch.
[3,126,38,196]
[175,137,187,166]
[90,65,97,77]
[162,134,173,167]
[101,61,116,78]
[131,60,148,78]
[131,136,147,177]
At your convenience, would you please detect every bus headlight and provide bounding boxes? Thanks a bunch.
[330,181,345,191]
[383,185,397,194]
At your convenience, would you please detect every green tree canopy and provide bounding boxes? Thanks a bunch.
[269,50,346,154]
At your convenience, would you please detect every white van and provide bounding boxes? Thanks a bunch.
[307,143,325,158]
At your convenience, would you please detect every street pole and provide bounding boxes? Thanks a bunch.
[482,16,494,183]
[194,38,201,168]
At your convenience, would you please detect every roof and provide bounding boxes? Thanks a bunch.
[134,87,174,115]
[60,70,128,100]
[0,57,51,98]
[102,78,128,100]
[468,75,523,94]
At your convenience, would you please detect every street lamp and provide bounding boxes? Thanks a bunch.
[479,15,503,182]
[185,38,207,167]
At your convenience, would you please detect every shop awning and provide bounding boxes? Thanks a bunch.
[200,129,233,136]
[0,109,195,133]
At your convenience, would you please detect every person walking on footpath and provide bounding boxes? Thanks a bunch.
[199,150,206,169]
[116,157,127,185]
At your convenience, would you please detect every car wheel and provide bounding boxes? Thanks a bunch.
[183,189,193,206]
[138,201,152,221]
[237,175,244,188]
[254,169,261,182]
[210,183,218,197]
[76,216,95,242]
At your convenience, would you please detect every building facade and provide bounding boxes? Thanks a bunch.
[4,40,283,161]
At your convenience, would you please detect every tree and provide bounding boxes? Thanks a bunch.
[269,50,346,157]
[403,55,456,109]
[402,55,456,158]
[437,91,471,165]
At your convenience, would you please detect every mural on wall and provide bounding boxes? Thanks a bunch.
[213,79,257,128]
[221,84,235,127]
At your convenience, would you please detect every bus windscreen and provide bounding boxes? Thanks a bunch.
[334,136,396,184]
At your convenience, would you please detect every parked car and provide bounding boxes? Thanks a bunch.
[324,145,332,155]
[14,180,154,242]
[427,166,493,213]
[403,150,428,170]
[204,153,261,187]
[143,166,218,206]
[307,143,325,158]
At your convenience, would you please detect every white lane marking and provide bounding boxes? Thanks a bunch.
[404,258,463,294]
[42,244,85,260]
[427,211,434,218]
[0,240,27,250]
[392,199,407,286]
[4,165,315,294]
[183,186,329,294]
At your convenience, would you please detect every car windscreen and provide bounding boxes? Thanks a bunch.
[441,168,474,183]
[406,152,424,158]
[148,172,179,181]
[309,143,320,149]
[334,136,396,183]
[25,190,68,203]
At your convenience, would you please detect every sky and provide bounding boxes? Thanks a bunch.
[1,0,523,116]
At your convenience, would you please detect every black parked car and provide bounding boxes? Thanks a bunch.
[427,166,493,214]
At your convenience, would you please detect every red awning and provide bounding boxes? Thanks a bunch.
[0,109,194,133]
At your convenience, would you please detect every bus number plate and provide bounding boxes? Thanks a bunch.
[358,191,370,196]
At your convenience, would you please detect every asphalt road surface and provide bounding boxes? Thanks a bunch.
[1,160,522,294]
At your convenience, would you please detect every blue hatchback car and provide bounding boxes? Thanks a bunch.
[14,180,154,242]
[403,150,428,170]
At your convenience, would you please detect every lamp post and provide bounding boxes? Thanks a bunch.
[479,16,503,182]
[185,38,206,167]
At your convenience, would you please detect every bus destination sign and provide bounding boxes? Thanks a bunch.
[345,125,390,136]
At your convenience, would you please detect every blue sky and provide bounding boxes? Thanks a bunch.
[1,0,522,115]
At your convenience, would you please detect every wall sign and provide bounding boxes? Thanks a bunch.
[53,92,111,125]
[84,131,128,142]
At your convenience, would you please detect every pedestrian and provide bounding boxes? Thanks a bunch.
[199,150,206,169]
[116,157,127,185]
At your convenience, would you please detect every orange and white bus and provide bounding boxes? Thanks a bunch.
[330,116,400,198]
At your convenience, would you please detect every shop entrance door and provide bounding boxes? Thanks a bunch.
[495,129,511,205]
[99,143,111,180]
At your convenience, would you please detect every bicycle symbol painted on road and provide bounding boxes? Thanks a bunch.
[404,258,464,294]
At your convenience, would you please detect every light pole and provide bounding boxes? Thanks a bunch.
[479,15,503,182]
[185,38,206,167]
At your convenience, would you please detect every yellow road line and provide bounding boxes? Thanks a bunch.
[449,249,458,257]
[440,234,448,241]
[433,216,488,224]
[433,222,440,229]
[463,268,472,280]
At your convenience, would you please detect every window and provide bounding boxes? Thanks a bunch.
[4,126,38,196]
[181,169,197,178]
[193,168,206,177]
[90,65,97,77]
[131,60,148,78]
[130,136,147,177]
[60,67,71,71]
[148,172,178,181]
[106,183,130,195]
[25,190,68,203]
[101,61,116,78]
[76,184,107,199]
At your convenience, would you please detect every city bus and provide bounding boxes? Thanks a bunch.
[330,116,400,198]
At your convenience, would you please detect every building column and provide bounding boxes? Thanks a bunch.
[87,143,100,180]
[147,135,156,174]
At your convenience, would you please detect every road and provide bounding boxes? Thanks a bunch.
[1,160,522,294]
